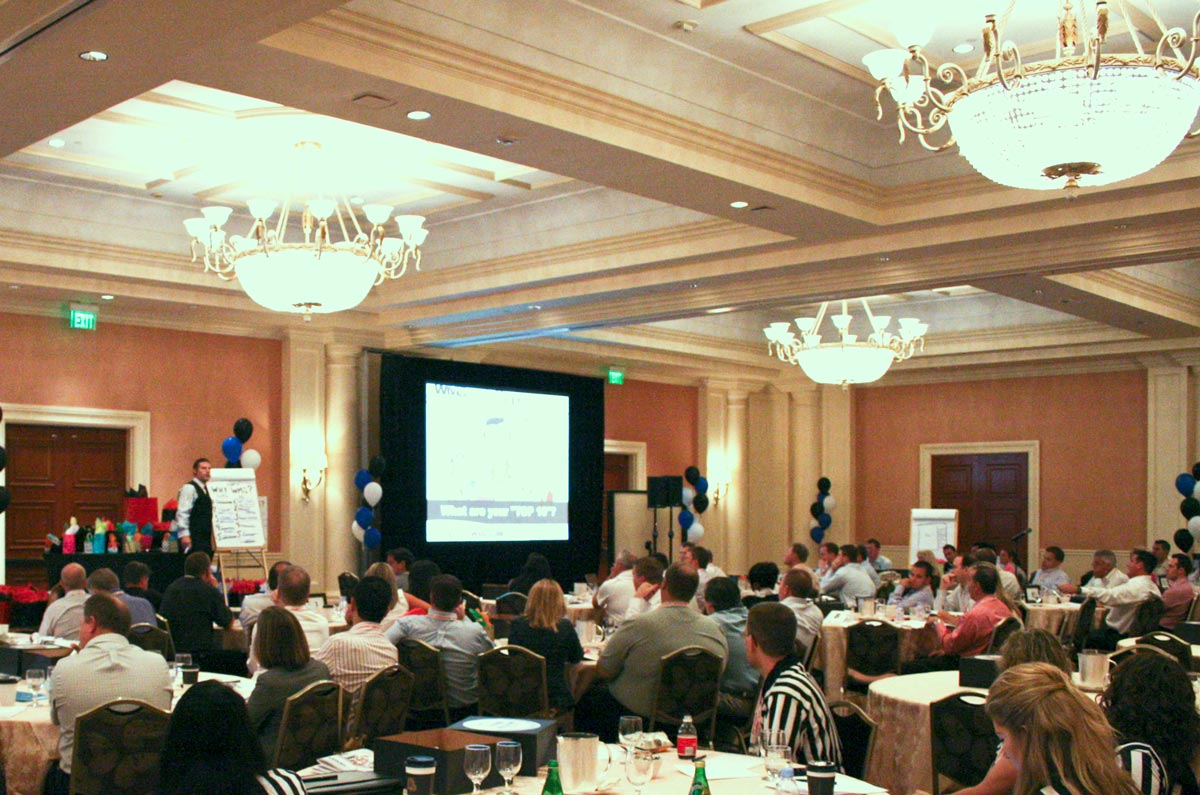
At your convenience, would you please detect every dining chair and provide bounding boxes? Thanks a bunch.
[478,644,550,718]
[827,699,876,780]
[274,680,343,770]
[1133,631,1192,670]
[70,699,170,795]
[395,637,451,729]
[929,691,994,795]
[845,620,899,694]
[349,664,414,747]
[126,623,175,661]
[648,645,723,747]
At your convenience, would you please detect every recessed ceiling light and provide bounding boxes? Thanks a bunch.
[707,307,734,314]
[876,255,891,262]
[78,50,108,62]
[48,138,66,148]
[7,284,20,290]
[495,136,517,146]
[100,294,114,300]
[528,304,542,311]
[406,110,431,121]
[953,42,974,54]
[730,201,749,209]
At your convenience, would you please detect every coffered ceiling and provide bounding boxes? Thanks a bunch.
[0,0,1198,387]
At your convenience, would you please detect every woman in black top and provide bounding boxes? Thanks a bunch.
[507,578,583,711]
[508,553,553,596]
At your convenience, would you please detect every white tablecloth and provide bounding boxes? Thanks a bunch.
[815,612,939,700]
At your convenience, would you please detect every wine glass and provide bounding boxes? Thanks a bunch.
[26,669,45,703]
[618,715,643,759]
[496,741,522,795]
[463,744,492,795]
[626,747,654,795]
[765,743,793,783]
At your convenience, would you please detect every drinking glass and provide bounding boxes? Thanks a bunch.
[463,744,492,795]
[496,741,522,795]
[26,669,45,703]
[618,715,643,758]
[765,743,793,783]
[759,730,787,779]
[172,653,192,683]
[625,747,654,795]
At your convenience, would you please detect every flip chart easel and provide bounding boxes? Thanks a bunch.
[207,468,268,603]
[909,508,959,568]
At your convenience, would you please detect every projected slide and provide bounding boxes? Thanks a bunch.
[426,382,570,542]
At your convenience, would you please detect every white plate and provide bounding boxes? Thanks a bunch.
[460,717,542,732]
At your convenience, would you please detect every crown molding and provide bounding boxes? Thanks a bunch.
[1047,270,1200,328]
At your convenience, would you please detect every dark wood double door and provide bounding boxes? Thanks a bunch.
[931,453,1029,568]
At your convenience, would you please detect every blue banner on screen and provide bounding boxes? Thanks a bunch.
[425,382,570,542]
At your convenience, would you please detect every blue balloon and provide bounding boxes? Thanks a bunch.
[695,476,709,496]
[221,436,242,463]
[354,469,373,492]
[355,507,374,529]
[364,528,382,550]
[809,527,825,544]
[679,508,694,530]
[1177,473,1198,498]
[817,512,832,530]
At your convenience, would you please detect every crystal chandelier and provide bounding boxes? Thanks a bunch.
[183,142,429,318]
[764,299,928,387]
[862,1,1200,191]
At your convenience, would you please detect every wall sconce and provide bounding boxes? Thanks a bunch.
[711,481,730,507]
[300,452,328,503]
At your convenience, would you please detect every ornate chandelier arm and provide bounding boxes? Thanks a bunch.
[1156,12,1200,81]
[994,41,1025,90]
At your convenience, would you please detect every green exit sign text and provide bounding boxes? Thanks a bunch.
[607,367,624,385]
[68,303,98,331]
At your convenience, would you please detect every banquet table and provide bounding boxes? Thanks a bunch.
[1023,601,1107,638]
[815,611,939,700]
[865,671,986,795]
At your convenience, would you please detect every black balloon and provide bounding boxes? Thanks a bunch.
[1182,498,1200,520]
[0,487,9,514]
[817,476,832,495]
[1193,462,1200,481]
[369,455,387,478]
[233,418,254,443]
[0,445,6,474]
[684,466,700,486]
[1176,528,1195,554]
[693,493,709,514]
[810,501,823,520]
[224,459,241,469]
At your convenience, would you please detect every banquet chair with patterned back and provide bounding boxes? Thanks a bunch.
[274,680,343,770]
[351,664,414,747]
[1134,631,1192,670]
[1128,597,1166,637]
[845,620,899,694]
[827,699,876,780]
[478,645,550,718]
[649,646,723,746]
[495,592,527,616]
[1108,642,1179,670]
[1067,597,1098,655]
[396,637,451,728]
[127,623,175,661]
[987,617,1023,654]
[70,699,170,795]
[1187,595,1200,623]
[929,692,994,795]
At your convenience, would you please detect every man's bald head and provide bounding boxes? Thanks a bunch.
[61,563,87,591]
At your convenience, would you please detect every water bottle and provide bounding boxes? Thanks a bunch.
[775,767,801,795]
[541,760,563,795]
[677,714,698,759]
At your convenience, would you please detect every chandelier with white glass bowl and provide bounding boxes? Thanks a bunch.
[862,0,1200,191]
[764,299,928,387]
[183,143,428,319]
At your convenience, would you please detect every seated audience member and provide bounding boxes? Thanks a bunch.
[1082,550,1129,590]
[997,548,1027,584]
[159,551,233,656]
[783,542,813,575]
[1030,545,1070,592]
[887,560,936,612]
[508,553,553,596]
[239,560,291,633]
[246,606,331,759]
[778,568,823,657]
[45,594,172,795]
[387,574,493,720]
[508,578,584,714]
[986,663,1140,795]
[998,628,1073,673]
[972,547,1021,601]
[385,546,414,592]
[1071,549,1162,651]
[364,562,410,631]
[682,544,726,601]
[865,538,892,572]
[313,576,398,702]
[1103,651,1200,795]
[402,560,441,617]
[819,545,877,608]
[593,550,637,626]
[915,549,942,590]
[941,544,957,574]
[623,556,665,621]
[855,544,881,587]
[935,554,977,613]
[40,563,88,640]
[85,567,155,627]
[249,565,329,671]
[122,560,162,611]
[703,576,759,720]
[815,542,840,584]
[578,563,727,741]
[1158,553,1194,630]
[158,680,306,795]
[743,561,780,609]
[904,563,1014,673]
[746,602,842,769]
[1153,538,1172,578]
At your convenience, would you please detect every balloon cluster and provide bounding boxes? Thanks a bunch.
[351,456,387,550]
[220,418,262,469]
[1173,463,1200,553]
[678,465,710,543]
[809,477,836,544]
[0,405,8,516]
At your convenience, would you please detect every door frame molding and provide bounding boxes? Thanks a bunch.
[919,440,1040,559]
[604,439,647,490]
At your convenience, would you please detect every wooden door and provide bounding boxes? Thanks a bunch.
[5,424,127,583]
[931,453,1029,567]
[599,454,635,577]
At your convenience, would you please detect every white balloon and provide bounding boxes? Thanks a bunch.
[363,481,383,507]
[810,518,820,530]
[240,448,262,470]
[351,521,365,543]
[682,485,696,509]
[1193,481,1200,500]
[688,522,705,543]
[821,495,837,513]
[1189,515,1200,535]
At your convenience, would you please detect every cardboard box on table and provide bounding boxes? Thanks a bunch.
[449,717,558,776]
[959,654,1001,689]
[373,729,506,794]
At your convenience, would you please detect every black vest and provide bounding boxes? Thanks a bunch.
[187,479,213,551]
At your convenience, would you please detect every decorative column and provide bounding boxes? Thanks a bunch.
[746,385,790,567]
[819,385,854,542]
[1145,363,1190,548]
[324,343,362,593]
[281,330,328,589]
[723,387,750,575]
[785,382,823,545]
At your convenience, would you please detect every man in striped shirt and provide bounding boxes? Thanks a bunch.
[313,576,398,701]
[747,602,842,770]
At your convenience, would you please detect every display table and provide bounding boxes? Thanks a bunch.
[45,552,184,596]
[815,611,940,700]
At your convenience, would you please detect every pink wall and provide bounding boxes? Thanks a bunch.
[0,312,284,549]
[605,380,698,478]
[854,370,1148,551]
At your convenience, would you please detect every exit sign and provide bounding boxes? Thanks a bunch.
[607,367,624,385]
[68,303,98,330]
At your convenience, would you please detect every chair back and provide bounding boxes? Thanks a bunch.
[1186,595,1200,623]
[649,646,723,745]
[1069,597,1098,651]
[481,583,509,599]
[827,699,876,780]
[69,699,170,795]
[127,623,175,661]
[1135,631,1192,670]
[929,692,994,795]
[495,592,528,616]
[814,596,844,616]
[396,637,451,727]
[1129,597,1165,636]
[154,614,170,634]
[274,680,344,770]
[802,631,821,671]
[1109,642,1183,670]
[987,616,1023,654]
[478,645,550,718]
[845,620,900,689]
[352,664,415,745]
[462,590,483,614]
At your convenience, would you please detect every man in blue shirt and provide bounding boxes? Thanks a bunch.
[704,576,758,720]
[887,560,936,611]
[820,545,877,608]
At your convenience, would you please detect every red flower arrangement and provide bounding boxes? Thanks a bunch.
[228,579,264,596]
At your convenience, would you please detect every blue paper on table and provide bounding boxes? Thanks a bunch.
[16,691,33,702]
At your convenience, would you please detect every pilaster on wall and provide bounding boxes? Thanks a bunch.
[820,385,854,543]
[787,384,822,547]
[1146,365,1190,548]
[324,344,363,594]
[747,386,789,568]
[282,331,328,592]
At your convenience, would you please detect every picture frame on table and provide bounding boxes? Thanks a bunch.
[1025,587,1042,603]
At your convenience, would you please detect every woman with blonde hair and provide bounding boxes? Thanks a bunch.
[507,578,583,712]
[986,662,1140,795]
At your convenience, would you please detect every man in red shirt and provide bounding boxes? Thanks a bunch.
[902,563,1014,673]
[1160,553,1194,630]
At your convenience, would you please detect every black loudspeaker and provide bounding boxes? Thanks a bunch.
[647,475,683,508]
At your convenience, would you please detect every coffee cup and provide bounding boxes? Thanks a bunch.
[807,760,836,795]
[406,755,436,795]
[0,675,18,707]
[181,665,199,686]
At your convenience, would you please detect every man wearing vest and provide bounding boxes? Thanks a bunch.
[173,457,213,553]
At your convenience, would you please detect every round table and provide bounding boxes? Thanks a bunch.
[1023,601,1106,638]
[815,611,940,700]
[865,670,987,795]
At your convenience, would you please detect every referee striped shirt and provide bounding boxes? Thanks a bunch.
[758,657,842,770]
[1117,742,1169,795]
